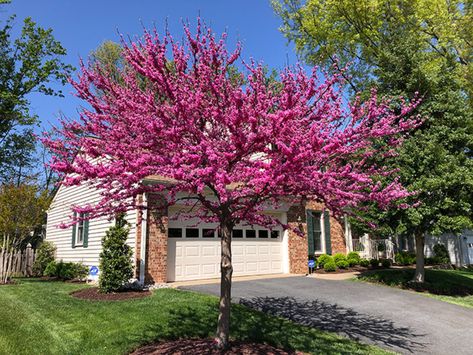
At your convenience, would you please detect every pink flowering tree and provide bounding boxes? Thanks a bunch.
[43,21,419,348]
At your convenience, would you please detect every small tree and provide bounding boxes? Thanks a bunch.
[43,20,419,348]
[98,214,133,293]
[32,241,56,276]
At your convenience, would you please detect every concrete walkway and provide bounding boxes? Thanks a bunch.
[182,276,473,355]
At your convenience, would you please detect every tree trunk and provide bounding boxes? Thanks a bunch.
[215,221,233,349]
[414,231,425,283]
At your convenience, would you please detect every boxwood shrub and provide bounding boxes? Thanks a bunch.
[317,254,333,268]
[324,260,337,272]
[44,260,88,280]
[333,253,347,264]
[336,260,349,269]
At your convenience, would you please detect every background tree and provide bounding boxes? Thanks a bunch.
[0,3,73,184]
[274,0,473,281]
[0,183,50,283]
[43,21,418,348]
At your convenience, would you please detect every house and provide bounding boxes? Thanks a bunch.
[45,175,352,284]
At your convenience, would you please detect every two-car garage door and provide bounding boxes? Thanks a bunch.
[166,223,284,282]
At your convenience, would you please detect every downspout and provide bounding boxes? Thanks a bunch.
[139,193,148,285]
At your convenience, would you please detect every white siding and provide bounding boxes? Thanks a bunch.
[45,183,137,267]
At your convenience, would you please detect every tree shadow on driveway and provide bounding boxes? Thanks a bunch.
[239,296,427,354]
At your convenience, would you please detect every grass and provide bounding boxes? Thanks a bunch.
[357,268,473,308]
[0,279,390,355]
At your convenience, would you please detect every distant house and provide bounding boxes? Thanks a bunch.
[45,175,352,284]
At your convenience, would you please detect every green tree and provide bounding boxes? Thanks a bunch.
[0,7,73,183]
[274,0,473,282]
[98,214,134,293]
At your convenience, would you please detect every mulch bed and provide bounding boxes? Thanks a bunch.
[313,266,369,274]
[0,280,17,285]
[71,287,151,301]
[131,339,307,355]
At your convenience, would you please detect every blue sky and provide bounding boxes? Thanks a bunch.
[4,0,299,132]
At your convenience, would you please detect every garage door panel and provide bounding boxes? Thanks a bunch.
[245,245,257,255]
[202,264,217,276]
[185,246,200,257]
[233,245,244,256]
[246,262,257,272]
[184,264,200,276]
[233,262,245,273]
[202,245,217,257]
[167,231,284,281]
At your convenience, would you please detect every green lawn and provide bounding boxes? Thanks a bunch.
[0,279,389,355]
[357,268,473,308]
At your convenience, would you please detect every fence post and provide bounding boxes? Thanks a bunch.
[26,243,33,277]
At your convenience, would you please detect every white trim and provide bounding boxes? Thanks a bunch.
[282,212,290,273]
[139,193,148,285]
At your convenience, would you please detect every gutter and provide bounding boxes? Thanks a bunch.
[139,193,148,285]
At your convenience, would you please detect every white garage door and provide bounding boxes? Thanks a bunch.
[167,226,283,282]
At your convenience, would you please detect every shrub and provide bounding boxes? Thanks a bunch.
[359,258,370,267]
[347,257,359,267]
[333,253,347,264]
[44,260,88,280]
[336,260,349,269]
[317,254,333,268]
[370,258,380,267]
[381,259,392,268]
[99,214,134,293]
[395,252,416,265]
[44,261,57,277]
[324,260,337,272]
[32,241,56,276]
[347,251,361,262]
[433,244,450,264]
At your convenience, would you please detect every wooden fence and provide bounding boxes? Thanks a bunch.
[0,244,37,280]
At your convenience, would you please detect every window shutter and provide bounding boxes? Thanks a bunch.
[71,212,77,248]
[83,214,89,248]
[324,210,332,255]
[306,210,314,256]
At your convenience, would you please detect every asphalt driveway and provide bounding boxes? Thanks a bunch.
[182,276,473,355]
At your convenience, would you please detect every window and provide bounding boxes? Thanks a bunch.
[313,214,322,252]
[307,211,323,254]
[271,230,280,239]
[202,228,215,238]
[185,228,199,238]
[72,212,89,248]
[246,230,256,238]
[232,229,243,238]
[76,219,85,246]
[168,228,182,238]
[258,230,268,238]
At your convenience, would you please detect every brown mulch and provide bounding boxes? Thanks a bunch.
[313,266,369,274]
[131,339,308,355]
[0,280,17,285]
[71,287,151,301]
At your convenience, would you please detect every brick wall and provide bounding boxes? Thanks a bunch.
[144,194,168,284]
[287,204,308,274]
[287,200,348,274]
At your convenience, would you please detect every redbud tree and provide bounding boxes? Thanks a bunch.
[43,21,419,348]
